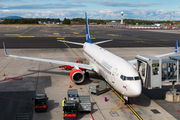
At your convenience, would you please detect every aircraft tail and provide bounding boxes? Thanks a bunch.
[175,40,178,53]
[57,12,113,45]
[85,12,92,44]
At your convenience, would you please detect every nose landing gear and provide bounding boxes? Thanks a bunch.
[123,95,130,104]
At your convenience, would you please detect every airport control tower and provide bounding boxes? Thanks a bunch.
[121,12,123,24]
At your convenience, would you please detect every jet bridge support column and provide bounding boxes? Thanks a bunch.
[177,61,179,83]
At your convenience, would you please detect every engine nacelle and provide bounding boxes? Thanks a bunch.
[70,68,84,83]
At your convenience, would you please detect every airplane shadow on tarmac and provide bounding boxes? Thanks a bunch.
[130,84,180,107]
[0,75,59,120]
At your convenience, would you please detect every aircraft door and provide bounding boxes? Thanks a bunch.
[138,61,147,84]
[111,68,118,84]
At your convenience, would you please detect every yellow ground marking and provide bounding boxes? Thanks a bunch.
[95,31,100,33]
[73,32,79,34]
[135,40,146,43]
[160,39,170,41]
[107,34,119,36]
[77,35,85,37]
[68,34,70,36]
[111,34,119,36]
[53,33,59,35]
[57,38,65,39]
[0,26,28,33]
[63,42,87,64]
[106,83,142,120]
[5,34,34,37]
[19,36,35,37]
[111,99,123,113]
[6,29,9,30]
[19,27,35,36]
[62,36,66,37]
[102,31,106,33]
[91,38,96,39]
[5,34,19,36]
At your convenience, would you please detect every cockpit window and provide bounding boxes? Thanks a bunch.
[127,77,134,80]
[134,76,140,80]
[120,75,126,80]
[120,75,140,81]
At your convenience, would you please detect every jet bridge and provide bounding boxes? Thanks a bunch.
[135,54,162,89]
[136,54,180,102]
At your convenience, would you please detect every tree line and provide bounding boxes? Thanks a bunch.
[1,18,60,24]
[63,18,179,25]
[1,17,179,25]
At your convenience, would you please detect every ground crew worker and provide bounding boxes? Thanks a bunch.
[62,97,67,113]
[168,66,171,79]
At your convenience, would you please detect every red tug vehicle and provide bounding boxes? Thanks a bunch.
[60,60,84,70]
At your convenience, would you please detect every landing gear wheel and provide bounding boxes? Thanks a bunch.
[123,96,130,104]
[85,72,89,78]
[124,99,130,105]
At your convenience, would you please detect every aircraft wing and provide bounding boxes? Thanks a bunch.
[3,42,94,71]
[128,40,178,65]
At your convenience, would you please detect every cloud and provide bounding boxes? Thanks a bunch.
[0,0,23,2]
[0,9,179,20]
[98,1,163,7]
[0,3,86,9]
[74,0,91,3]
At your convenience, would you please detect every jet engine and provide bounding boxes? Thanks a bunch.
[70,68,84,83]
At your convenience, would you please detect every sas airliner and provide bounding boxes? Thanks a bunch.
[3,13,178,103]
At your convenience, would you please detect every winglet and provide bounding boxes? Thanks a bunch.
[3,42,9,56]
[85,12,92,44]
[175,40,178,53]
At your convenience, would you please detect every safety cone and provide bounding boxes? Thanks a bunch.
[69,82,72,88]
[3,72,5,76]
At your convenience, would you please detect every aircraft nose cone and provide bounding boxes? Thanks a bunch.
[129,82,142,97]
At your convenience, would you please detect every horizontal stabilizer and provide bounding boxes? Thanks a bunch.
[155,40,178,58]
[128,40,178,65]
[57,40,84,45]
[94,39,113,45]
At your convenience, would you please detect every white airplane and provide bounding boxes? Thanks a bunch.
[3,13,178,103]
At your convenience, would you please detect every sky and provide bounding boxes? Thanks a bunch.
[0,0,180,20]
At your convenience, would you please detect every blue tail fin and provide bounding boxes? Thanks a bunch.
[175,40,178,53]
[85,12,92,44]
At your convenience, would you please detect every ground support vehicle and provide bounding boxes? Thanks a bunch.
[79,95,91,112]
[33,94,48,112]
[64,89,91,119]
[63,100,78,118]
[89,81,109,95]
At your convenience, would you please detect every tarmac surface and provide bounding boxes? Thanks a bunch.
[0,24,179,48]
[0,24,180,120]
